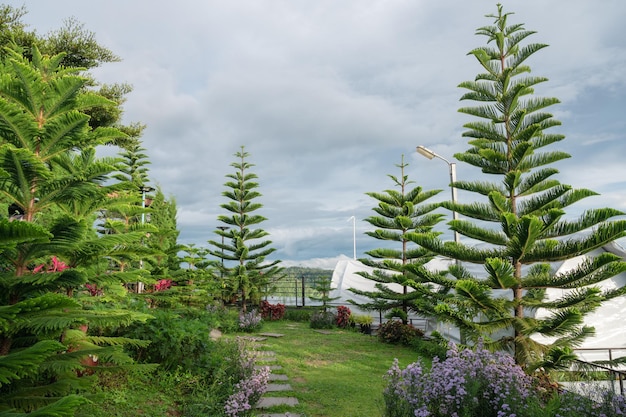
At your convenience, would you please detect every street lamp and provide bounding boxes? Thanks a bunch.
[139,185,155,225]
[416,145,460,244]
[137,185,154,293]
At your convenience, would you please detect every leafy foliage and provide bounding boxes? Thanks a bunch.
[208,146,283,311]
[407,4,626,370]
[377,320,424,346]
[354,155,445,323]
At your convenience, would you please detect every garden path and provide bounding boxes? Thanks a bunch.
[246,334,301,417]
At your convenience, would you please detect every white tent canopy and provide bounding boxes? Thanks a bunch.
[328,242,626,356]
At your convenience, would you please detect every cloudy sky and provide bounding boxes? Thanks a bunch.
[13,0,626,268]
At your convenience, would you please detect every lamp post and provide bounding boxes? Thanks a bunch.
[137,185,154,294]
[139,186,155,225]
[416,145,460,244]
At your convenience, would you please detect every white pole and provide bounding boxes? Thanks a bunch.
[347,216,356,260]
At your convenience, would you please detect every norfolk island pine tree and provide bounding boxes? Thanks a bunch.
[0,46,151,415]
[407,5,626,370]
[349,155,449,323]
[208,146,283,312]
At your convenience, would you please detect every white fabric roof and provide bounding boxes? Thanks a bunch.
[329,242,626,355]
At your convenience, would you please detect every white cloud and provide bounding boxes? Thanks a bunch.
[18,0,626,263]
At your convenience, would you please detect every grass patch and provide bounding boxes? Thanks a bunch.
[250,320,423,417]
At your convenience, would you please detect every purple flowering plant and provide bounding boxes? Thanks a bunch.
[223,338,271,416]
[239,309,262,332]
[384,341,532,417]
[384,342,626,417]
[224,365,270,417]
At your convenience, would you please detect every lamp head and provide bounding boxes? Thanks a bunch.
[416,145,436,160]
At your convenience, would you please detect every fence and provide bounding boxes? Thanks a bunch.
[264,270,329,307]
[559,348,626,396]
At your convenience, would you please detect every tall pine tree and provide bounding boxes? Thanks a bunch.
[408,5,626,369]
[209,146,282,312]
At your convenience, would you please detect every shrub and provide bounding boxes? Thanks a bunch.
[385,307,408,323]
[239,309,262,332]
[224,366,270,417]
[383,342,533,417]
[283,307,313,322]
[260,301,286,320]
[409,331,447,360]
[336,306,351,328]
[377,320,423,346]
[383,341,626,417]
[123,309,214,371]
[310,311,336,329]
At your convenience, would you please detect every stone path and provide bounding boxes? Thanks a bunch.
[248,334,301,417]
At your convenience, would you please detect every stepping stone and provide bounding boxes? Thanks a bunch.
[268,374,289,381]
[255,350,276,357]
[259,333,285,338]
[256,356,277,362]
[257,414,302,417]
[255,365,282,370]
[266,383,292,392]
[239,336,267,341]
[256,397,299,408]
[314,330,334,335]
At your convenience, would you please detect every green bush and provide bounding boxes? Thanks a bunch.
[410,336,448,360]
[310,310,336,329]
[284,307,314,322]
[377,320,424,346]
[122,309,223,371]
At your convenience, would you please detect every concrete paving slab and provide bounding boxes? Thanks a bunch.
[255,365,282,370]
[240,336,267,341]
[255,350,276,357]
[256,397,299,408]
[266,383,292,392]
[259,333,285,338]
[257,414,302,417]
[268,374,289,381]
[256,356,277,362]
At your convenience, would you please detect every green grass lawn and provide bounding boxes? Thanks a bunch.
[78,319,424,417]
[251,320,423,417]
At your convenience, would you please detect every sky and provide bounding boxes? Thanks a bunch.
[11,0,626,269]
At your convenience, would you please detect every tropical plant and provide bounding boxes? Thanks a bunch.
[350,155,446,323]
[407,5,626,369]
[208,146,283,311]
[0,46,149,415]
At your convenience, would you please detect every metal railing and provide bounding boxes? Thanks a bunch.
[564,348,626,396]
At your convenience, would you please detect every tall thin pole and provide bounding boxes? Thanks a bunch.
[348,216,356,260]
[449,162,460,244]
[416,146,460,244]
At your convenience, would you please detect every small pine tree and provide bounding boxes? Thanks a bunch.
[350,156,446,323]
[309,276,339,312]
[408,5,626,369]
[209,146,283,312]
